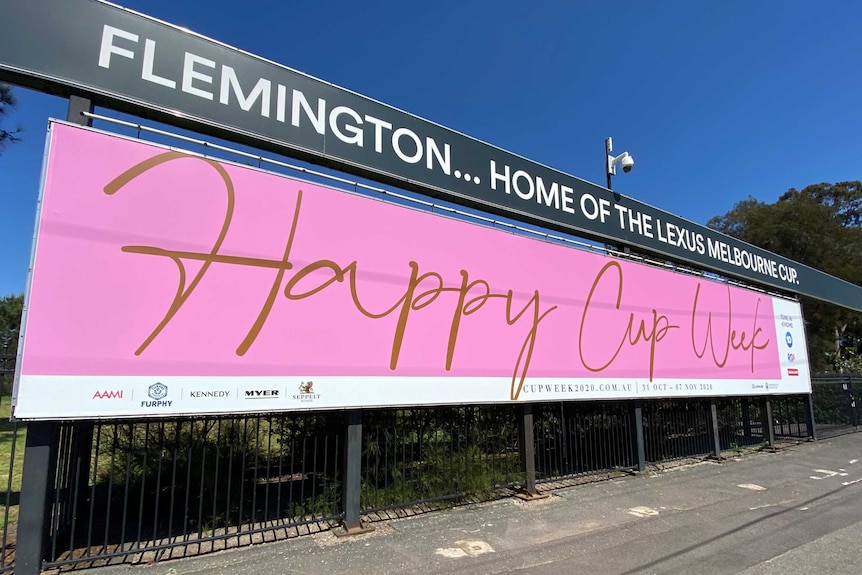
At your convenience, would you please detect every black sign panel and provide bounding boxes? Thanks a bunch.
[1,0,860,311]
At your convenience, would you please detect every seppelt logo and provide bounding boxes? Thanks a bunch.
[141,382,172,408]
[293,381,321,403]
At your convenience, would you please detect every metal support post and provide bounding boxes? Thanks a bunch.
[630,400,646,472]
[67,94,94,126]
[803,393,817,441]
[761,398,776,449]
[741,398,753,443]
[516,403,546,500]
[16,422,60,575]
[336,410,372,536]
[707,399,722,458]
[65,94,97,528]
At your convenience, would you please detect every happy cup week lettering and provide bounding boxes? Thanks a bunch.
[103,152,557,400]
[690,283,770,371]
[578,261,679,380]
[578,261,771,378]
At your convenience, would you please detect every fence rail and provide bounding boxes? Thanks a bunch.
[2,376,860,573]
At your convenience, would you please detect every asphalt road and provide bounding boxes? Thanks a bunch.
[97,433,862,575]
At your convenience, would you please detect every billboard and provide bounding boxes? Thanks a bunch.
[12,123,811,420]
[0,0,860,312]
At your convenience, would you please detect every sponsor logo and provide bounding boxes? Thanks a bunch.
[751,383,764,390]
[245,389,279,399]
[148,382,168,400]
[780,314,794,328]
[766,383,780,390]
[787,353,796,363]
[787,368,799,377]
[785,332,793,348]
[189,390,231,398]
[293,381,321,402]
[92,390,124,399]
[142,382,172,408]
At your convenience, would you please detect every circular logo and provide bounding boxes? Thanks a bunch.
[148,382,169,400]
[785,332,793,348]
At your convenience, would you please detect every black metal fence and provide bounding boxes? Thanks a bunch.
[3,377,859,573]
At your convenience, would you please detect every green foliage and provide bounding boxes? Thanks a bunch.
[708,182,862,371]
[360,408,523,509]
[0,293,23,395]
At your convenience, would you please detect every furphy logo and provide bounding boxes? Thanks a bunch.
[293,381,321,402]
[785,332,794,348]
[142,382,172,408]
[245,389,279,399]
[148,382,168,400]
[92,390,123,399]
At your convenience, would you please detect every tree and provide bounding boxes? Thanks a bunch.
[708,182,862,372]
[0,84,22,151]
[0,293,24,394]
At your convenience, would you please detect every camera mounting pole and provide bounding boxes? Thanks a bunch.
[606,137,634,190]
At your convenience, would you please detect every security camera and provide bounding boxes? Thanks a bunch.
[621,154,634,173]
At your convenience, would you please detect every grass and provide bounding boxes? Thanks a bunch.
[0,396,25,531]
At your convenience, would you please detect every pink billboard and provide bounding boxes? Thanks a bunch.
[12,122,811,419]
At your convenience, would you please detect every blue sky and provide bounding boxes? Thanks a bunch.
[1,0,860,297]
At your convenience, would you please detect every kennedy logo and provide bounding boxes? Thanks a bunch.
[245,389,279,399]
[189,390,231,399]
[93,390,123,399]
[142,382,172,408]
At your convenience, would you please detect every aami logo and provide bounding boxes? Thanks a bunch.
[787,368,799,377]
[92,390,123,399]
[245,389,279,399]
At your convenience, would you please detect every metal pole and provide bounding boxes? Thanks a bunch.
[803,393,817,441]
[741,398,753,443]
[605,137,613,190]
[66,94,98,525]
[16,422,60,575]
[630,400,646,472]
[336,409,372,536]
[707,399,722,458]
[516,403,546,500]
[761,398,776,448]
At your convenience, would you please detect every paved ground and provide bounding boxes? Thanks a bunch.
[96,433,862,575]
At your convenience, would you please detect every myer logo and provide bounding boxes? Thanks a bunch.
[142,382,172,408]
[293,381,321,402]
[245,389,279,399]
[93,390,123,399]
